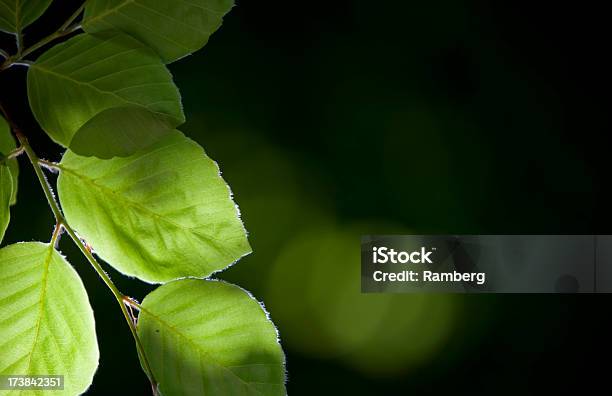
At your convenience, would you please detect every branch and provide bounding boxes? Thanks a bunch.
[21,23,82,59]
[62,220,158,389]
[16,136,65,223]
[1,102,157,391]
[1,2,85,69]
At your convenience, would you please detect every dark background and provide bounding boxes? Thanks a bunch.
[1,0,611,394]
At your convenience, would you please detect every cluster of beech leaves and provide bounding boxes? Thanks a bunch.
[0,1,286,395]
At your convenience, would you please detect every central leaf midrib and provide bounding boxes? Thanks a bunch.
[59,164,229,258]
[24,245,53,375]
[31,64,176,122]
[14,0,20,32]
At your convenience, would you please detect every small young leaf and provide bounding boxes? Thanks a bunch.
[28,32,184,155]
[57,130,251,283]
[0,116,18,205]
[0,0,52,34]
[0,242,99,395]
[0,166,12,242]
[83,0,234,63]
[138,279,286,395]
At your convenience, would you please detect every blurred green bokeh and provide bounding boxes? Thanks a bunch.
[265,226,457,375]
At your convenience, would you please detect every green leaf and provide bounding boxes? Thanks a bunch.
[0,165,12,243]
[0,116,18,205]
[69,106,177,159]
[0,0,52,34]
[57,130,251,283]
[0,242,99,395]
[138,279,286,395]
[28,32,184,156]
[83,0,234,63]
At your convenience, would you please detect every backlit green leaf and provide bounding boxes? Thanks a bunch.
[83,0,234,63]
[0,116,18,205]
[0,166,12,243]
[138,279,286,395]
[28,32,184,155]
[0,0,52,33]
[69,106,177,159]
[0,242,99,395]
[57,130,251,283]
[0,116,16,242]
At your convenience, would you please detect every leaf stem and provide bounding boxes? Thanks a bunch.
[0,48,8,59]
[0,146,25,164]
[59,3,86,33]
[38,158,60,170]
[10,125,158,392]
[16,30,24,57]
[50,222,63,248]
[123,297,143,310]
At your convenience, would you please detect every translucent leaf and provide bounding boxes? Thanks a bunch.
[0,116,16,241]
[57,130,251,283]
[138,279,286,395]
[28,32,184,156]
[0,166,12,242]
[0,116,18,205]
[0,242,99,395]
[83,0,234,63]
[69,106,177,159]
[0,0,52,33]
